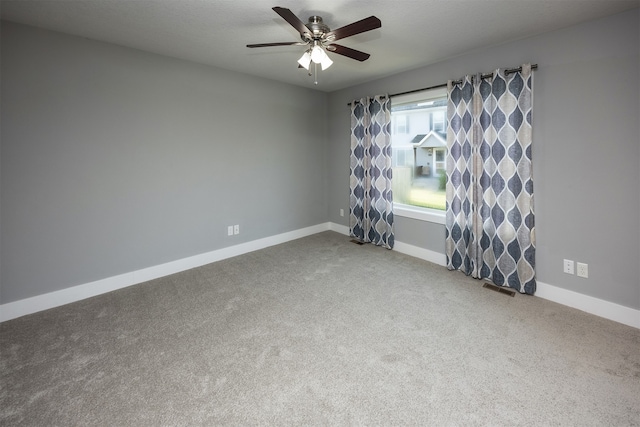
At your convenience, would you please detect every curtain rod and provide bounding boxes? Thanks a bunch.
[348,64,538,105]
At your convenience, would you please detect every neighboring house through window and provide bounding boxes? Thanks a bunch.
[393,114,409,134]
[391,87,448,222]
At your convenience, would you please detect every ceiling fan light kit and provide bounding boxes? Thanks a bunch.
[297,46,333,71]
[310,44,325,64]
[319,54,333,71]
[247,6,381,85]
[297,51,312,69]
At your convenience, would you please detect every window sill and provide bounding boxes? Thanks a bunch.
[394,204,446,225]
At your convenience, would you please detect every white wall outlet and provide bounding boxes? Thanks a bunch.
[563,259,574,274]
[233,224,239,235]
[340,208,344,217]
[227,225,234,236]
[577,262,588,278]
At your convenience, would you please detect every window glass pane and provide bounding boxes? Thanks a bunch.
[393,115,409,134]
[432,111,445,133]
[391,89,448,212]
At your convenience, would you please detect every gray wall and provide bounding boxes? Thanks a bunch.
[327,10,640,310]
[1,22,328,304]
[2,10,639,312]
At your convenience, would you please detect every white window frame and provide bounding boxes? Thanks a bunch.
[394,203,446,224]
[391,87,448,225]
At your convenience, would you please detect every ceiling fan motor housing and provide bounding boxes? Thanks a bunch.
[303,16,331,41]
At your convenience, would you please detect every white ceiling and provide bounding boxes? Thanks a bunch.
[1,0,638,92]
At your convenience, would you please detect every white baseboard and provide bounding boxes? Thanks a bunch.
[329,222,350,236]
[329,222,448,268]
[391,240,638,329]
[0,223,332,322]
[2,222,638,330]
[0,272,134,323]
[392,240,448,266]
[535,281,640,329]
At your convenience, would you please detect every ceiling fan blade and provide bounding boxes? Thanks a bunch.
[247,42,306,48]
[325,16,381,42]
[272,6,311,38]
[327,44,371,62]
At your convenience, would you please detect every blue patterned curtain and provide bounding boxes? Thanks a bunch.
[445,64,535,294]
[349,95,394,249]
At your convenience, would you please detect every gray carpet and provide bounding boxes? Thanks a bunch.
[1,231,639,426]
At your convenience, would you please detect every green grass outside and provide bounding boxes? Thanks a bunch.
[407,187,446,211]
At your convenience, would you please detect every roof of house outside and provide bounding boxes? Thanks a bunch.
[413,130,447,148]
[411,134,427,143]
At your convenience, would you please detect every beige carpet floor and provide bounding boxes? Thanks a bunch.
[1,231,639,425]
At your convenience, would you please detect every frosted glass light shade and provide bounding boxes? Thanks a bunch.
[297,51,311,70]
[310,45,325,63]
[320,54,333,70]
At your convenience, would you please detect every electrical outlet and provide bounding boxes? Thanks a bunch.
[340,209,344,217]
[563,259,574,275]
[233,224,239,235]
[227,225,234,236]
[577,262,588,278]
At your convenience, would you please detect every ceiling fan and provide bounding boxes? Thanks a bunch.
[247,7,381,83]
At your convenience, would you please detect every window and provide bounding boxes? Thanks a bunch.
[432,110,445,133]
[393,114,409,134]
[393,147,413,168]
[434,148,446,175]
[390,88,448,223]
